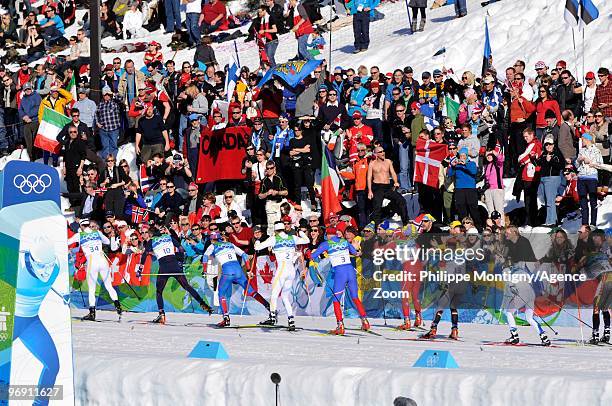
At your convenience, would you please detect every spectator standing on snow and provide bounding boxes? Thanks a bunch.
[349,0,374,53]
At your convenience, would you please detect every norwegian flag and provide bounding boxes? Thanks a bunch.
[131,206,150,224]
[414,138,448,188]
[139,164,154,194]
[92,187,107,197]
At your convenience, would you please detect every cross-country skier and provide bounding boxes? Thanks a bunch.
[500,265,551,346]
[585,229,611,344]
[396,224,423,330]
[202,231,270,327]
[14,236,63,406]
[421,228,473,340]
[138,223,213,324]
[68,218,122,321]
[310,227,370,335]
[255,221,309,331]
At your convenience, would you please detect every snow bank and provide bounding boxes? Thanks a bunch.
[72,312,612,406]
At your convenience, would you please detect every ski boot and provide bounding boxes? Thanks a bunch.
[414,312,423,328]
[420,326,437,339]
[82,307,96,321]
[200,302,214,315]
[259,311,278,326]
[113,300,123,317]
[505,328,520,345]
[288,316,296,332]
[152,311,166,325]
[329,321,345,335]
[397,318,412,330]
[601,328,610,343]
[448,327,459,340]
[540,332,551,346]
[216,315,231,328]
[360,317,370,331]
[589,331,599,345]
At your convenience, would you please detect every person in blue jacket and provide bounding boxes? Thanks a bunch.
[347,77,369,117]
[310,228,370,335]
[447,147,482,227]
[348,0,376,53]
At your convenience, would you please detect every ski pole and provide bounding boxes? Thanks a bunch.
[545,297,593,330]
[311,261,344,307]
[513,290,558,336]
[240,254,257,317]
[105,252,142,300]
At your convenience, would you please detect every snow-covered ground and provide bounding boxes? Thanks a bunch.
[71,309,612,406]
[95,0,612,77]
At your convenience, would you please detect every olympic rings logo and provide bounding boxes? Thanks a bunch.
[13,174,52,195]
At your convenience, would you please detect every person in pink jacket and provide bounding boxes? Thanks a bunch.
[483,147,505,225]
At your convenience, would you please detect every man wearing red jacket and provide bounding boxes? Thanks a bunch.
[556,165,579,222]
[200,0,228,34]
[287,0,315,60]
[518,128,542,226]
[345,111,373,162]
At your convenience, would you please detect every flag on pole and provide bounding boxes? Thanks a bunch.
[413,138,448,188]
[445,96,460,124]
[482,17,492,77]
[564,0,580,26]
[131,206,150,224]
[66,75,77,108]
[138,164,154,194]
[424,116,440,131]
[578,0,599,30]
[34,107,72,154]
[320,146,342,223]
[225,61,240,102]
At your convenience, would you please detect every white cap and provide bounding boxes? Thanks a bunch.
[274,222,285,231]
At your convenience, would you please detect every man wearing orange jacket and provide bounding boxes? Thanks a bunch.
[340,143,370,227]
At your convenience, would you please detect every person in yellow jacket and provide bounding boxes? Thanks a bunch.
[37,85,73,166]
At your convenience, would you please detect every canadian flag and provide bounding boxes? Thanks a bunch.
[413,138,448,188]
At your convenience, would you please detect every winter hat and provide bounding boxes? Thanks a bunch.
[273,222,285,231]
[318,84,328,91]
[188,113,200,121]
[458,147,469,156]
[403,66,413,73]
[544,109,556,119]
[102,86,113,95]
[585,71,595,79]
[466,228,479,235]
[464,88,476,98]
[543,135,555,145]
[471,106,483,114]
[490,211,502,220]
[534,61,546,70]
[582,133,593,141]
[22,82,32,90]
[325,227,338,236]
[363,222,376,233]
[556,60,567,69]
[79,218,90,226]
[422,71,431,79]
[482,75,495,84]
[352,76,361,84]
[433,69,443,76]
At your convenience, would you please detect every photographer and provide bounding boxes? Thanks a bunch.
[288,121,317,208]
[448,147,481,228]
[164,153,193,191]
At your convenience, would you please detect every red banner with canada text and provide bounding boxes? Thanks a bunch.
[196,125,250,184]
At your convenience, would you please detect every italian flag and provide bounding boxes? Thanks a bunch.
[66,75,77,108]
[320,146,342,223]
[34,107,72,154]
